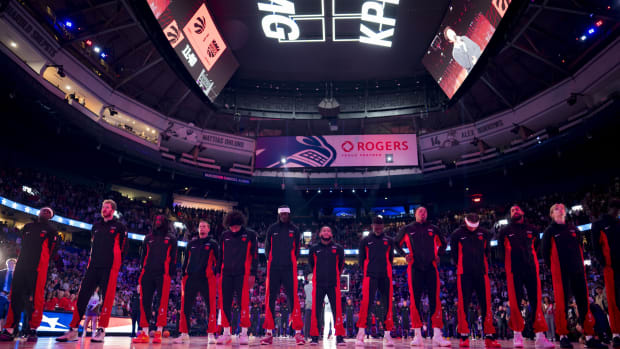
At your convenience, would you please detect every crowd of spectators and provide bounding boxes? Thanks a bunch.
[0,167,618,342]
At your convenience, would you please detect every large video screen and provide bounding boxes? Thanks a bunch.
[147,0,238,102]
[255,134,418,168]
[423,0,513,99]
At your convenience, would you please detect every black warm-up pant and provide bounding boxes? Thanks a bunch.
[457,273,495,336]
[357,276,393,330]
[264,267,303,331]
[506,265,548,333]
[309,284,345,337]
[69,267,119,328]
[219,274,251,328]
[4,268,45,330]
[407,265,443,329]
[179,274,217,334]
[138,271,171,328]
[551,265,594,335]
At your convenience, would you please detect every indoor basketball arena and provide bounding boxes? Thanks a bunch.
[0,0,619,348]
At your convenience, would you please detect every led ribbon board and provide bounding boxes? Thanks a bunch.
[147,0,239,101]
[257,0,400,47]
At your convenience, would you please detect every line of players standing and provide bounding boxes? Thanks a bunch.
[0,199,618,349]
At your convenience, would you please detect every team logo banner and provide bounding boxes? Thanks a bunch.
[255,134,417,168]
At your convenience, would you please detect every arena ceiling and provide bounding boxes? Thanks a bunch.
[20,0,620,135]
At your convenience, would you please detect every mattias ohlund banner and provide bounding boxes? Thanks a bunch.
[255,135,418,168]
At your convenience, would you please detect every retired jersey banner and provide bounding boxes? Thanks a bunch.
[255,135,418,168]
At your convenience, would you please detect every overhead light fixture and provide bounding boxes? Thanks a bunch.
[10,41,17,48]
[66,85,71,90]
[281,157,287,164]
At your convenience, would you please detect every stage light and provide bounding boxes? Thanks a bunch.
[65,20,73,28]
[281,157,287,164]
[588,28,595,34]
[318,188,321,194]
[66,85,71,90]
[329,189,333,193]
[85,39,92,46]
[94,46,101,53]
[352,189,355,193]
[10,41,17,48]
[363,231,370,237]
[596,20,603,27]
[580,35,587,41]
[384,197,388,200]
[100,52,107,59]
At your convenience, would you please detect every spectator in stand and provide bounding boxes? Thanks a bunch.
[304,274,313,341]
[543,296,555,341]
[83,290,101,338]
[0,292,8,330]
[58,291,71,311]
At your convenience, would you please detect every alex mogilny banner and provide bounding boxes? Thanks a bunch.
[255,135,418,168]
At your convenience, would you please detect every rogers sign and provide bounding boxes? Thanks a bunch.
[341,140,409,152]
[255,134,418,168]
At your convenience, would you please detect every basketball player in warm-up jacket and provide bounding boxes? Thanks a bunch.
[356,216,396,347]
[308,226,346,346]
[57,200,127,343]
[261,205,305,345]
[450,214,501,348]
[216,211,258,345]
[132,215,177,344]
[498,205,554,348]
[541,203,604,349]
[396,206,451,347]
[0,207,58,342]
[174,220,218,344]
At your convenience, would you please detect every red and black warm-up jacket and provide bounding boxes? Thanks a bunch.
[308,242,345,286]
[450,226,492,275]
[590,215,620,271]
[264,221,301,270]
[182,237,218,277]
[140,233,178,276]
[541,222,584,273]
[88,219,127,269]
[16,220,59,271]
[217,227,258,276]
[396,222,446,271]
[358,232,394,278]
[498,222,539,271]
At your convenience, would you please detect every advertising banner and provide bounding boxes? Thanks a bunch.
[36,311,132,334]
[255,135,418,168]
